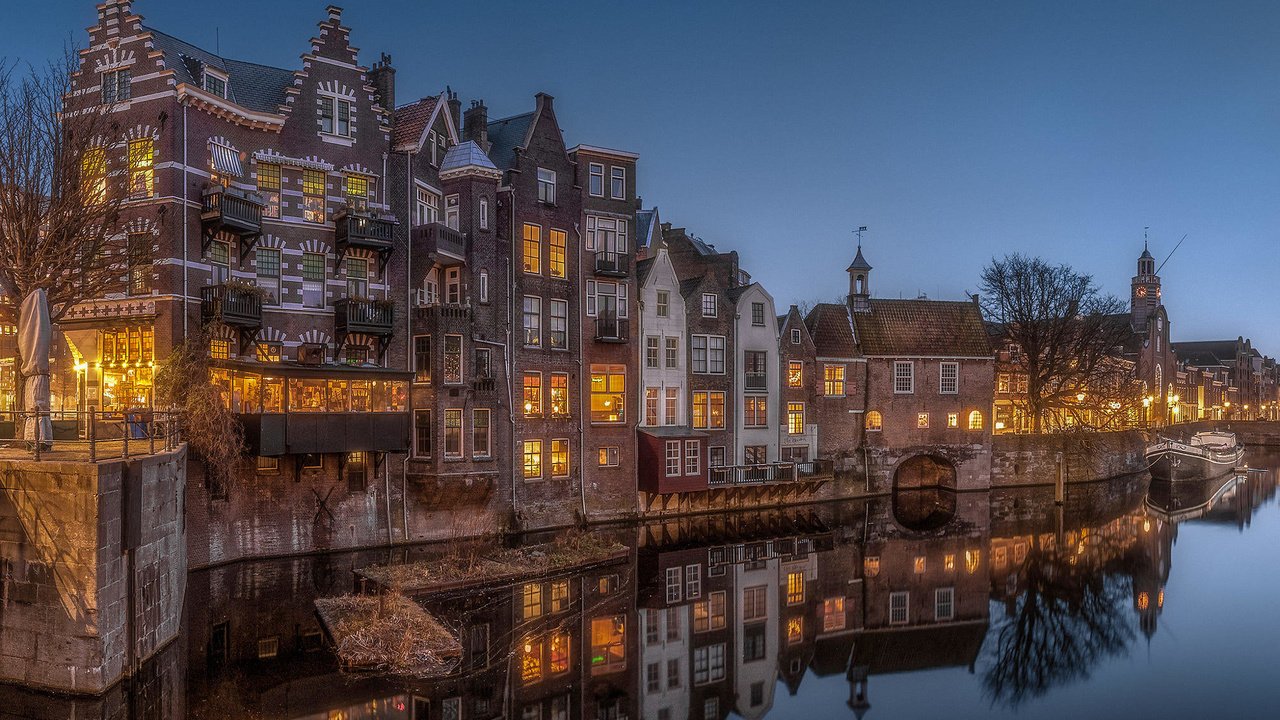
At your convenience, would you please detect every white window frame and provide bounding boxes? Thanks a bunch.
[935,587,955,621]
[791,328,801,344]
[479,196,489,230]
[701,293,717,317]
[939,361,959,394]
[610,165,626,199]
[684,440,700,476]
[889,591,909,625]
[537,167,556,204]
[894,361,915,394]
[320,95,353,138]
[666,566,683,603]
[685,563,701,598]
[478,270,489,303]
[656,290,669,317]
[665,440,681,477]
[588,162,605,197]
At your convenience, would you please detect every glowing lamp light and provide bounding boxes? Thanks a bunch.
[1143,519,1151,533]
[1076,393,1086,402]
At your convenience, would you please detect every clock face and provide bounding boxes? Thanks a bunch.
[1137,286,1148,297]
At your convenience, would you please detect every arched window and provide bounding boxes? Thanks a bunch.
[1155,365,1163,400]
[866,411,882,431]
[855,274,865,294]
[968,410,983,430]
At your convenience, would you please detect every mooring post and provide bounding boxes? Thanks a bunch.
[1054,451,1065,505]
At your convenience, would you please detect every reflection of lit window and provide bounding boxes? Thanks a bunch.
[918,413,930,428]
[944,553,955,571]
[522,582,543,620]
[1137,592,1149,611]
[590,615,627,675]
[968,410,984,430]
[864,556,880,577]
[523,372,542,417]
[693,591,726,632]
[521,637,543,683]
[787,616,803,644]
[549,630,570,674]
[947,412,958,428]
[913,556,926,574]
[866,411,882,431]
[786,572,805,605]
[550,580,569,612]
[965,550,981,574]
[823,597,846,632]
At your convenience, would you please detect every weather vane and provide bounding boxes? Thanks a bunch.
[855,226,868,250]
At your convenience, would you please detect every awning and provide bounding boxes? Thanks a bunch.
[210,143,243,179]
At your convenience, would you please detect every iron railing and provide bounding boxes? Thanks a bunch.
[0,409,181,461]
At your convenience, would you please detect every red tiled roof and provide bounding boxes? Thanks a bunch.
[392,96,438,149]
[805,303,859,359]
[853,299,992,357]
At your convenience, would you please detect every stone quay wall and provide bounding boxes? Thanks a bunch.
[1177,420,1280,447]
[0,447,186,695]
[990,431,1148,487]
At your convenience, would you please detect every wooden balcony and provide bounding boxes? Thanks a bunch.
[201,186,264,257]
[334,207,397,273]
[412,222,468,266]
[708,463,798,487]
[594,251,630,277]
[334,298,394,338]
[200,284,262,329]
[595,316,629,343]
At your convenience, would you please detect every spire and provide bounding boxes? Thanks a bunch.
[847,227,872,272]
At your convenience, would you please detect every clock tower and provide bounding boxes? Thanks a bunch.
[1131,242,1161,328]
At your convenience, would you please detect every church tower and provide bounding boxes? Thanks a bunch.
[847,243,872,313]
[1130,242,1161,329]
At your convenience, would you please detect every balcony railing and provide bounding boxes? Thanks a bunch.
[413,222,468,264]
[334,298,394,337]
[709,462,797,487]
[334,208,396,251]
[200,283,262,328]
[744,372,767,391]
[594,251,630,276]
[595,316,629,342]
[412,302,471,323]
[201,186,264,238]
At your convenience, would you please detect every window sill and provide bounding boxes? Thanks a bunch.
[320,133,355,147]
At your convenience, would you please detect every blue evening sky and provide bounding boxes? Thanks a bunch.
[13,1,1280,349]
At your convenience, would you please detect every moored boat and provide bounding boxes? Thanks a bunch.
[1145,431,1245,482]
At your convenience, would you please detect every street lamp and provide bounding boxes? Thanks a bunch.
[1167,393,1179,426]
[1142,395,1152,428]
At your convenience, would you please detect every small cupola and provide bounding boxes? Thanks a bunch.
[847,240,872,312]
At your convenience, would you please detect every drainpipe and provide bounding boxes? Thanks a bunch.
[575,221,587,525]
[182,101,189,338]
[400,150,415,542]
[505,188,518,524]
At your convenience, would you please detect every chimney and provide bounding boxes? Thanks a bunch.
[326,5,343,22]
[535,92,554,114]
[463,99,489,153]
[446,86,462,136]
[368,53,395,121]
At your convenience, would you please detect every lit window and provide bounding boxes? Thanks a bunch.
[692,391,726,429]
[865,411,882,431]
[786,572,804,605]
[918,413,930,428]
[864,556,880,577]
[550,439,569,477]
[787,402,805,435]
[128,139,154,197]
[302,170,326,223]
[788,361,803,388]
[550,373,569,417]
[550,630,571,674]
[914,556,926,574]
[549,229,566,278]
[344,174,373,207]
[537,167,556,204]
[590,365,626,423]
[523,223,541,274]
[969,410,984,430]
[787,616,803,644]
[824,364,846,396]
[947,412,959,428]
[255,342,282,363]
[210,338,231,360]
[940,361,959,394]
[590,615,627,675]
[693,591,726,633]
[894,361,915,394]
[598,446,619,467]
[523,372,542,417]
[82,146,107,202]
[520,636,543,683]
[823,597,847,632]
[523,440,543,479]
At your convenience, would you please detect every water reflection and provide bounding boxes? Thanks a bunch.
[4,453,1278,718]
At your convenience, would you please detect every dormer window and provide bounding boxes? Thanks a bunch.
[203,70,228,99]
[321,96,353,138]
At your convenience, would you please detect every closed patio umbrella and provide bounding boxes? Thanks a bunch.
[18,288,52,449]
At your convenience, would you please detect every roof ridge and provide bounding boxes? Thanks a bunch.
[488,110,535,125]
[143,26,292,74]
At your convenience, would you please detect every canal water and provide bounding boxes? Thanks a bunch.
[6,451,1279,719]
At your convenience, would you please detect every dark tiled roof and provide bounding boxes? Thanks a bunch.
[146,28,293,114]
[392,96,438,149]
[805,303,859,359]
[635,257,655,285]
[1172,340,1239,367]
[725,285,753,303]
[854,299,992,357]
[679,276,706,300]
[851,622,989,674]
[486,112,534,171]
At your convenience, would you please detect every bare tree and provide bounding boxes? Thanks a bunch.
[0,50,145,410]
[981,254,1138,433]
[154,336,244,488]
